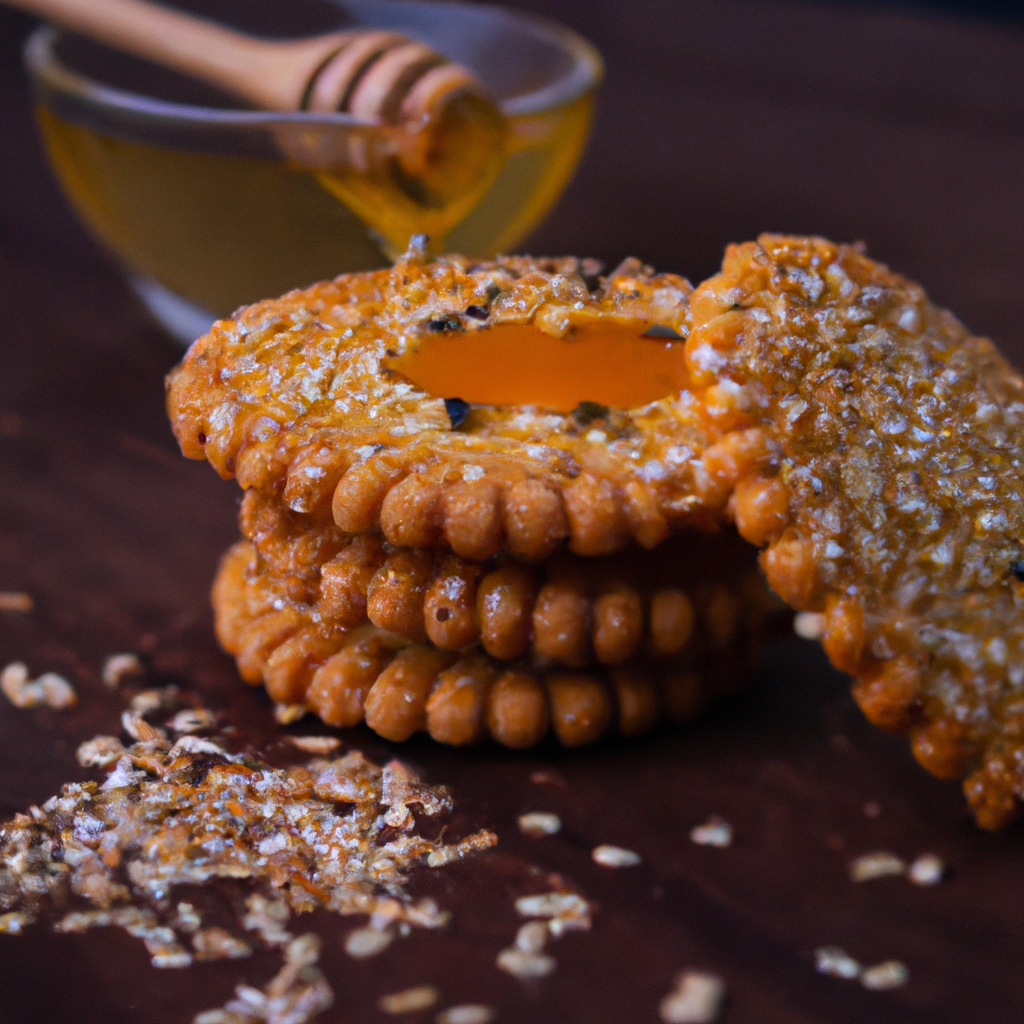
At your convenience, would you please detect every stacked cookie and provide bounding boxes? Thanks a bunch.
[170,245,774,748]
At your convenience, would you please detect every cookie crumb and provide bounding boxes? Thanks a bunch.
[659,971,725,1023]
[102,653,144,688]
[1,663,76,710]
[860,960,909,990]
[690,817,732,848]
[814,945,861,980]
[849,851,905,882]
[496,946,557,979]
[379,986,440,1014]
[592,844,641,867]
[344,926,394,959]
[436,1006,494,1024]
[908,853,944,886]
[290,735,342,754]
[793,611,826,640]
[518,812,561,836]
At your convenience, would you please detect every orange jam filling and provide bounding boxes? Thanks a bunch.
[388,323,688,411]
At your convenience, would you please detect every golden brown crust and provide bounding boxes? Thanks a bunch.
[687,234,1024,829]
[167,247,756,559]
[238,491,768,672]
[212,535,768,749]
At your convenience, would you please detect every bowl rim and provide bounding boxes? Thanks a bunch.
[24,1,603,129]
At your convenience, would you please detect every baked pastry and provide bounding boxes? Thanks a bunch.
[214,506,771,748]
[171,234,1024,827]
[167,241,763,558]
[686,235,1024,828]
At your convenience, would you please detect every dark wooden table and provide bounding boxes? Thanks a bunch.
[2,3,1024,1022]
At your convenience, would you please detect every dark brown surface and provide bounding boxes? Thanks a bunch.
[2,2,1024,1021]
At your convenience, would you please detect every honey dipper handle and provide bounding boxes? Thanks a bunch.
[8,0,358,110]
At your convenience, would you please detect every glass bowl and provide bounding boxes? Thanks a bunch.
[25,0,602,342]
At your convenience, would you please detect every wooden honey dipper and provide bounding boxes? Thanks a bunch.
[10,0,506,191]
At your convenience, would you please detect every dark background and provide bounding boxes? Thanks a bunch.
[2,2,1024,1022]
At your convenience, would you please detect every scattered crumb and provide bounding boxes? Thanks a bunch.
[121,709,164,742]
[0,736,496,971]
[435,1005,494,1024]
[167,708,216,734]
[863,801,882,818]
[101,653,144,688]
[76,735,125,768]
[849,851,906,882]
[274,703,306,725]
[793,611,826,640]
[193,933,332,1024]
[192,927,252,960]
[1,663,76,710]
[814,946,861,980]
[518,811,561,837]
[0,912,27,934]
[378,986,441,1014]
[344,926,394,959]
[0,592,32,613]
[496,946,557,979]
[592,844,641,867]
[529,770,566,787]
[860,960,909,990]
[173,902,203,934]
[242,894,292,948]
[515,892,593,936]
[690,817,732,848]
[289,735,342,754]
[129,688,176,715]
[514,921,549,954]
[908,853,944,886]
[659,971,726,1023]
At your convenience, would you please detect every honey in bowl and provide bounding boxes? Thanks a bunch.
[26,4,601,332]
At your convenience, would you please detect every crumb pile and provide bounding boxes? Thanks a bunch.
[0,734,496,968]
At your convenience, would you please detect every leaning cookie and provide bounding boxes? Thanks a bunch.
[687,235,1024,829]
[168,243,779,558]
[213,538,769,749]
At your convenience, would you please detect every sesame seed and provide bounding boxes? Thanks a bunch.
[344,926,394,959]
[793,611,826,640]
[659,971,726,1023]
[514,920,549,954]
[518,812,561,837]
[378,986,440,1014]
[690,817,732,848]
[496,946,557,979]
[849,851,906,882]
[436,1005,495,1024]
[101,652,143,688]
[860,960,909,990]
[814,946,861,980]
[908,853,944,886]
[592,844,641,867]
[290,735,342,754]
